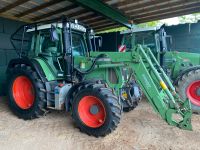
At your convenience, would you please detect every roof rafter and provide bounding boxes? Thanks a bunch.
[134,3,200,21]
[135,6,200,23]
[16,0,65,18]
[111,0,143,8]
[0,0,30,13]
[92,22,117,29]
[76,13,102,21]
[119,0,167,12]
[32,4,79,21]
[130,0,199,18]
[87,19,111,26]
[95,24,120,32]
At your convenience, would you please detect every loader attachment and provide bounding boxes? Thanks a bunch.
[131,45,192,130]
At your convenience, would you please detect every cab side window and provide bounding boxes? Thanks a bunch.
[72,33,86,56]
[40,30,62,54]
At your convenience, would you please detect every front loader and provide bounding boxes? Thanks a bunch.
[120,26,200,113]
[6,17,192,137]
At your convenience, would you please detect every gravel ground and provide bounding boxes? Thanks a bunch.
[0,96,200,150]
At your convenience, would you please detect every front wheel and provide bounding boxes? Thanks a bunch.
[71,83,122,137]
[121,82,142,112]
[176,69,200,113]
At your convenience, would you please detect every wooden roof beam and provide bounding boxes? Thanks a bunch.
[111,0,143,8]
[84,17,107,24]
[31,4,79,21]
[87,19,111,26]
[76,13,102,21]
[0,0,30,13]
[94,24,119,31]
[15,0,65,18]
[135,6,200,23]
[95,25,121,32]
[133,3,200,21]
[128,0,198,16]
[119,0,167,12]
[92,22,117,29]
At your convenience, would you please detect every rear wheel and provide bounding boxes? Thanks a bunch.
[71,83,122,137]
[12,76,35,109]
[176,69,200,113]
[7,64,47,120]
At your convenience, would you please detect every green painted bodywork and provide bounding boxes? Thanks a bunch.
[86,46,192,130]
[33,58,57,81]
[32,42,192,130]
[163,51,200,80]
[65,46,192,130]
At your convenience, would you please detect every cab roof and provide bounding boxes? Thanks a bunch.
[26,22,87,33]
[120,26,162,34]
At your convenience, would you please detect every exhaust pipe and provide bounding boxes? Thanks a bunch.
[62,18,72,81]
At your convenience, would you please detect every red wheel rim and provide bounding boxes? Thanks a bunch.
[187,80,200,106]
[12,76,35,109]
[78,96,106,128]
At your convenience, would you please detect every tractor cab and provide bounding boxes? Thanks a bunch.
[120,26,172,65]
[11,19,94,78]
[26,21,88,56]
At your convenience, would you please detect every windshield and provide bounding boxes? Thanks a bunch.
[39,30,87,56]
[123,31,156,51]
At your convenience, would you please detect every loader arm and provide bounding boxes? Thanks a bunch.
[130,45,192,130]
[89,45,192,130]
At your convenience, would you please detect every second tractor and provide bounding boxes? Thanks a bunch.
[120,25,200,113]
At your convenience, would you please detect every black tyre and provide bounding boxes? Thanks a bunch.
[121,82,141,112]
[176,69,200,113]
[71,83,122,137]
[7,64,47,120]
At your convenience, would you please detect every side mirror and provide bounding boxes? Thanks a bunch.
[98,36,102,47]
[50,25,59,42]
[90,36,103,51]
[165,35,172,51]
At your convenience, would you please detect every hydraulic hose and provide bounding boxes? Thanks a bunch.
[74,54,107,74]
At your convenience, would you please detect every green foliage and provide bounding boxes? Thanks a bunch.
[97,13,200,34]
[137,21,161,28]
[97,21,161,34]
[97,27,128,34]
[179,13,200,23]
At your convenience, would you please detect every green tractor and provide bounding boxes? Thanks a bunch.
[120,25,200,113]
[7,17,192,137]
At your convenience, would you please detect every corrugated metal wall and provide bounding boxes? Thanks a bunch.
[165,22,200,53]
[100,22,200,53]
[100,32,122,52]
[0,17,24,95]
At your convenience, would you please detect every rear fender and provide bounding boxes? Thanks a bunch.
[33,58,57,81]
[7,57,47,82]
